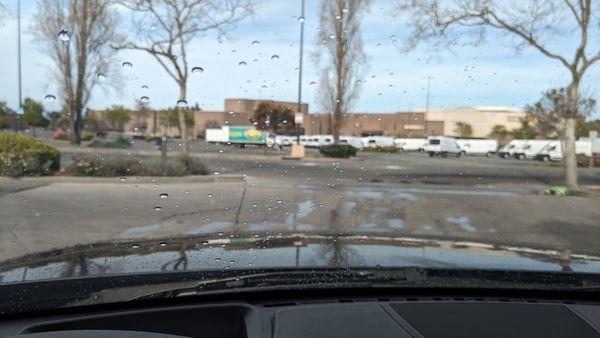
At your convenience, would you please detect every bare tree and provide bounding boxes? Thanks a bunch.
[33,0,123,144]
[526,88,595,138]
[397,0,600,190]
[117,0,253,155]
[315,0,369,143]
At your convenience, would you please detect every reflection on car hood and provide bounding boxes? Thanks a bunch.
[1,232,600,283]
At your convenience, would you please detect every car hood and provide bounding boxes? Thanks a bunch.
[1,231,600,283]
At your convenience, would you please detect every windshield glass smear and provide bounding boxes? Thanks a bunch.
[0,0,600,304]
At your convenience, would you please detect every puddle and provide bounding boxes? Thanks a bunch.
[187,221,235,235]
[118,220,177,238]
[387,218,405,229]
[445,216,477,232]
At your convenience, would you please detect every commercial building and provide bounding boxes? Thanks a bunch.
[101,98,525,139]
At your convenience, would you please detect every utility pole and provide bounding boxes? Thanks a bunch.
[17,0,23,110]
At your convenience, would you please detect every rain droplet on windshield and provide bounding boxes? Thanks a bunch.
[140,96,150,103]
[122,61,133,68]
[177,100,188,108]
[119,177,127,182]
[309,81,316,85]
[141,85,149,90]
[298,16,305,23]
[153,206,163,212]
[159,193,168,199]
[44,94,56,102]
[191,66,204,74]
[251,40,260,46]
[238,61,247,66]
[213,171,221,175]
[270,55,280,61]
[131,244,140,249]
[58,29,70,41]
[97,73,107,80]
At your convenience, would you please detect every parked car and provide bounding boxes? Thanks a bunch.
[394,138,426,152]
[425,136,462,157]
[456,139,498,156]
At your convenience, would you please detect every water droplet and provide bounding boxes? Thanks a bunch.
[251,40,260,46]
[177,99,188,108]
[184,190,190,194]
[141,85,149,90]
[309,81,316,85]
[260,85,267,89]
[159,242,167,247]
[270,55,280,61]
[228,110,235,115]
[119,177,127,182]
[44,94,56,102]
[97,73,107,80]
[191,66,204,74]
[298,16,305,23]
[140,96,150,103]
[208,193,214,198]
[122,61,133,68]
[131,244,140,249]
[238,61,247,66]
[58,29,70,41]
[153,206,163,212]
[159,193,168,199]
[213,171,221,175]
[329,34,336,39]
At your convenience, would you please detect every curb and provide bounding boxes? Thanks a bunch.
[0,174,245,185]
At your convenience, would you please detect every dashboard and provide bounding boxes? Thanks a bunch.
[3,295,600,337]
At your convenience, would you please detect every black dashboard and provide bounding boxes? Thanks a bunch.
[3,296,600,337]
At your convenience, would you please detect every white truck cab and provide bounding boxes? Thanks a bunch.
[537,140,592,161]
[425,136,462,157]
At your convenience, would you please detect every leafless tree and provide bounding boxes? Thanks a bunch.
[397,0,600,190]
[315,0,369,143]
[33,0,123,144]
[117,0,254,154]
[526,88,595,138]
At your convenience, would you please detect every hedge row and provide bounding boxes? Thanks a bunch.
[0,133,61,177]
[65,155,209,177]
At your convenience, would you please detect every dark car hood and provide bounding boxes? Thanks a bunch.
[2,232,600,283]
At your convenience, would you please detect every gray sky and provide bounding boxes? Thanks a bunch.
[0,0,599,119]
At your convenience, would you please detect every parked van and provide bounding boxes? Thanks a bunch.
[394,138,426,152]
[275,135,296,146]
[456,139,498,156]
[361,136,395,148]
[425,136,462,157]
[537,140,592,161]
[497,140,527,159]
[513,140,552,160]
[340,136,363,149]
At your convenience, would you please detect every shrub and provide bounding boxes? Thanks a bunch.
[0,133,60,177]
[577,154,600,167]
[82,133,93,141]
[360,146,399,153]
[65,154,208,177]
[88,135,131,149]
[319,145,358,158]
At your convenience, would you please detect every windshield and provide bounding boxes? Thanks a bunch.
[1,0,600,307]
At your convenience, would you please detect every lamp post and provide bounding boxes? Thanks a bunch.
[290,0,306,158]
[17,0,23,111]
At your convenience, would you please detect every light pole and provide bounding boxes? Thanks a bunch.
[289,0,306,159]
[17,0,23,111]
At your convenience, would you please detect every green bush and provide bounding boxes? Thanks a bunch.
[360,146,399,153]
[65,155,208,177]
[319,145,358,158]
[0,133,61,177]
[88,135,130,148]
[82,133,93,141]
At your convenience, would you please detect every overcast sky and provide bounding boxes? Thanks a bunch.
[0,0,599,119]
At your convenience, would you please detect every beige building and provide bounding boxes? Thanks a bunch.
[420,106,525,138]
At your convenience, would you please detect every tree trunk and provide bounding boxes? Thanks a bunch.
[178,84,189,155]
[70,113,81,144]
[563,117,578,190]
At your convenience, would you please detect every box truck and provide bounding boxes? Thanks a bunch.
[205,126,274,146]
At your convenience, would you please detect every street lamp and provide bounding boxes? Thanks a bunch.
[290,0,306,158]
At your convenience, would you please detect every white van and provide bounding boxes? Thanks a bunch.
[312,135,334,147]
[456,139,498,156]
[425,136,462,157]
[497,140,527,159]
[394,138,426,152]
[275,135,296,146]
[513,140,552,160]
[537,140,592,161]
[340,136,364,149]
[361,136,395,148]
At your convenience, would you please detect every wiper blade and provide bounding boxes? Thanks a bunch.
[81,267,428,304]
